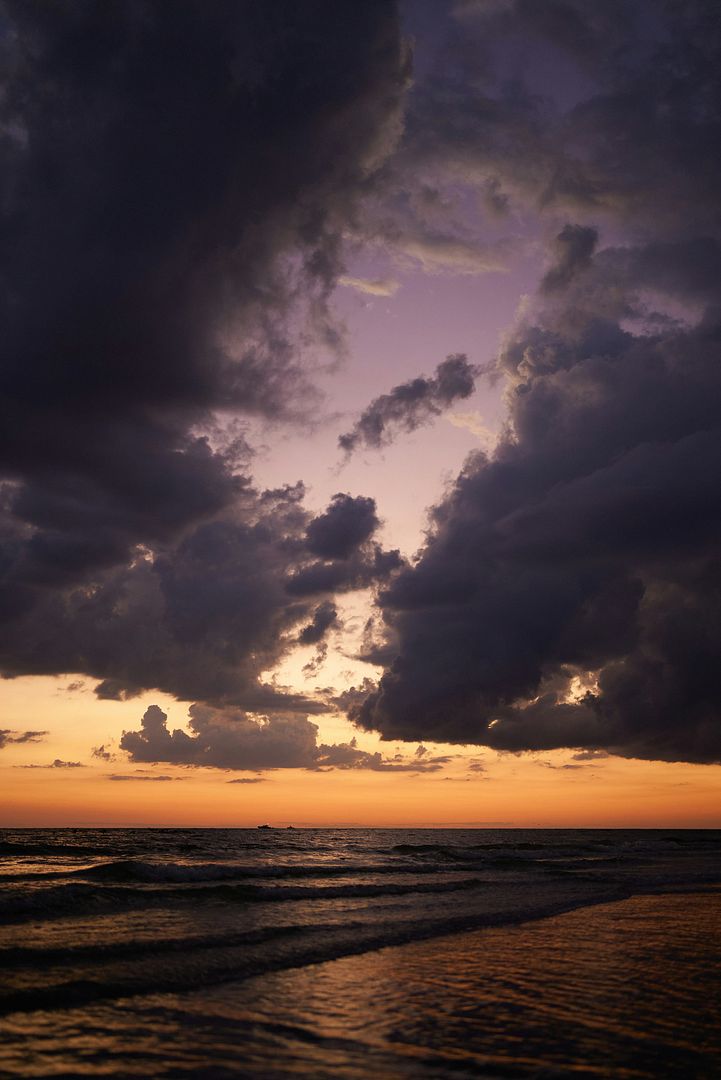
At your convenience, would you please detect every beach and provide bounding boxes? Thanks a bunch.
[0,829,719,1077]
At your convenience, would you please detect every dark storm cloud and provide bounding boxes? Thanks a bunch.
[298,602,339,646]
[355,296,721,762]
[305,497,380,560]
[339,355,479,455]
[398,0,721,236]
[120,704,447,773]
[287,495,403,600]
[0,2,408,703]
[286,545,403,598]
[540,225,597,293]
[0,485,402,709]
[351,1,721,764]
[0,729,47,748]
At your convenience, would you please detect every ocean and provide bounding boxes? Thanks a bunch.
[0,828,719,1077]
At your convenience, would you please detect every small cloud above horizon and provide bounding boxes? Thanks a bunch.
[105,773,185,782]
[17,759,85,769]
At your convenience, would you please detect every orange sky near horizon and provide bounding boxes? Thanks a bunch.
[2,676,719,829]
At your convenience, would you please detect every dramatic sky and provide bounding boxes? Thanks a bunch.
[1,0,720,826]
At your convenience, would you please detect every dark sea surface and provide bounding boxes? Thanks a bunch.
[0,828,719,1077]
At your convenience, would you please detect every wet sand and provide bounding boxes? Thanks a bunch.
[3,889,720,1077]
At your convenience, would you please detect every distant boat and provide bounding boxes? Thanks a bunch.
[286,825,295,830]
[257,824,273,830]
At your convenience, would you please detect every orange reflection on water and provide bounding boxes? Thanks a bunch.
[214,891,721,1077]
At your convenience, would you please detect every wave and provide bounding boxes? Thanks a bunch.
[0,886,632,1019]
[0,874,489,925]
[73,859,449,884]
[0,841,112,858]
[97,858,525,884]
[0,920,322,969]
[0,857,517,885]
[391,843,464,856]
[1,861,433,885]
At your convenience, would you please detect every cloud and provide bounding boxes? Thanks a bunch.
[447,411,498,449]
[541,225,598,293]
[106,773,183,782]
[441,775,489,782]
[227,777,269,785]
[354,286,721,763]
[298,602,339,646]
[302,643,328,678]
[339,355,480,455]
[348,2,721,764]
[0,730,47,749]
[357,0,721,363]
[0,3,409,704]
[5,2,721,769]
[339,276,400,297]
[286,496,403,599]
[298,601,339,678]
[305,496,380,560]
[91,745,115,763]
[121,704,324,771]
[0,486,401,708]
[315,737,451,772]
[397,235,512,275]
[537,761,583,772]
[19,759,85,769]
[286,544,403,598]
[120,704,450,773]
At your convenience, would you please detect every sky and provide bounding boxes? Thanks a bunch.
[1,0,720,827]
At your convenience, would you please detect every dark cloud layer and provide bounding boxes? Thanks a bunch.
[4,1,721,770]
[403,0,721,232]
[339,355,478,455]
[0,2,407,705]
[352,0,721,763]
[0,485,401,709]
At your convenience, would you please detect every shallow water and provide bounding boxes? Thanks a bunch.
[0,828,719,1076]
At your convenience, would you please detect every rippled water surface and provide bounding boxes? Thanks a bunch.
[0,828,719,1076]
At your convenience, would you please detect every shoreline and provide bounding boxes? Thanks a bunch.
[4,888,718,1078]
[2,878,720,1021]
[218,889,721,1079]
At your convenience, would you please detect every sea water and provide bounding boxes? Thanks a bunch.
[0,828,719,1076]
